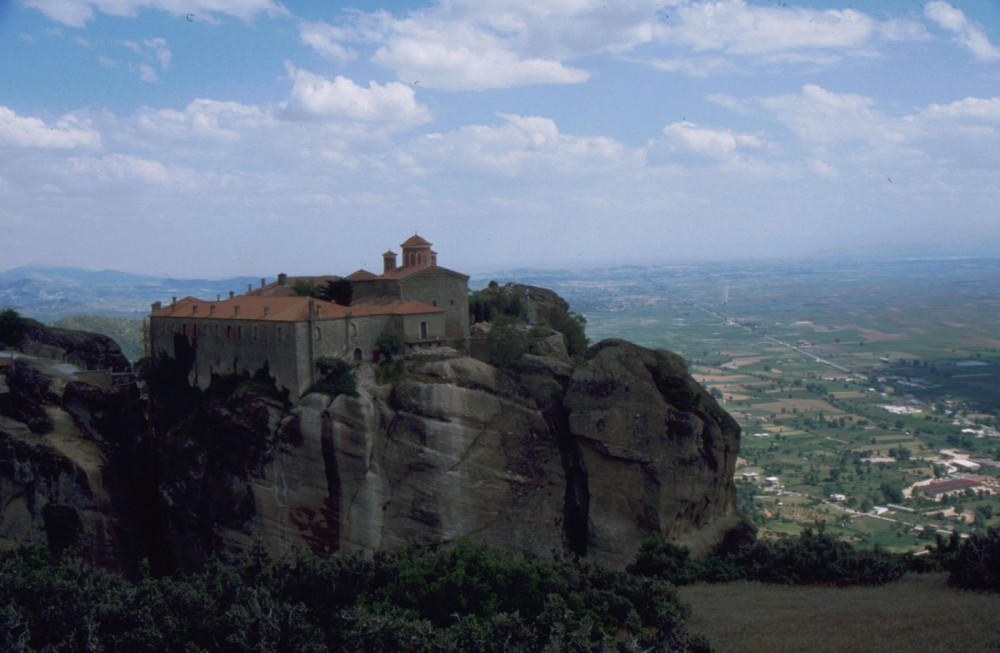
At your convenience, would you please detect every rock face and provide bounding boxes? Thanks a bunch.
[564,340,745,566]
[153,339,749,569]
[0,301,751,570]
[0,325,143,567]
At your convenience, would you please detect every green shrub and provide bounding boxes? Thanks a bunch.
[933,528,1000,591]
[0,542,710,652]
[0,308,26,345]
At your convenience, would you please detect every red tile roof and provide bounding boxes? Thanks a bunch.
[401,234,432,247]
[152,295,442,322]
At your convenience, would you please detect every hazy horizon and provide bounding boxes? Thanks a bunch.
[2,1,999,277]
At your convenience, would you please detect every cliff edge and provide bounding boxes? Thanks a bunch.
[152,333,751,569]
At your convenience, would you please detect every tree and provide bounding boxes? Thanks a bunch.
[487,317,528,372]
[376,332,404,360]
[556,312,589,360]
[0,308,25,345]
[290,279,318,297]
[321,279,353,306]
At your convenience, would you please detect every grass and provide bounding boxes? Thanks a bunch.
[677,573,1000,652]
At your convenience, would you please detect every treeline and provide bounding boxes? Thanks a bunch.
[4,528,999,652]
[630,524,1000,591]
[0,542,708,653]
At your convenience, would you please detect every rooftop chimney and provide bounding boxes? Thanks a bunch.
[229,291,235,299]
[247,283,253,293]
[151,301,162,313]
[260,277,266,289]
[209,305,216,316]
[192,305,198,315]
[383,250,397,273]
[278,273,288,286]
[235,306,240,317]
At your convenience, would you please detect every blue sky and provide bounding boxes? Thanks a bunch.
[1,0,998,277]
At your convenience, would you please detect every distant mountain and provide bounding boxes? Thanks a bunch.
[0,265,260,322]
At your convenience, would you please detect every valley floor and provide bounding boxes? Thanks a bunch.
[677,572,1000,652]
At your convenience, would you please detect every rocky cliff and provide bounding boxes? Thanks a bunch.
[0,323,144,567]
[153,339,750,569]
[0,296,751,570]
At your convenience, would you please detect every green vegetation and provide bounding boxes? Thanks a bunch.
[375,332,405,384]
[312,357,357,396]
[290,278,319,297]
[0,543,709,652]
[630,524,904,588]
[469,281,525,324]
[932,528,1000,591]
[486,316,529,372]
[0,307,26,345]
[556,311,589,360]
[319,279,353,306]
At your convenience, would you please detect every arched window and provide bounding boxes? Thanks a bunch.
[420,321,428,339]
[353,348,363,362]
[315,327,322,341]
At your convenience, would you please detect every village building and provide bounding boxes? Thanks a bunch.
[149,235,469,397]
[918,476,983,501]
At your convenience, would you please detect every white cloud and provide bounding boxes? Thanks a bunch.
[145,37,172,69]
[647,121,765,170]
[924,1,1000,61]
[25,0,288,27]
[301,0,929,87]
[920,97,1000,121]
[0,107,102,149]
[410,113,631,176]
[371,18,589,90]
[69,153,171,183]
[298,21,359,64]
[138,64,157,82]
[649,0,927,74]
[122,37,172,82]
[135,99,272,142]
[756,84,889,144]
[281,65,431,128]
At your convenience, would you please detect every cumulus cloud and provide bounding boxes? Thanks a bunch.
[755,84,890,144]
[25,0,288,27]
[649,0,927,75]
[410,112,631,176]
[924,1,1000,61]
[647,121,765,169]
[296,1,928,87]
[69,153,171,183]
[298,21,360,64]
[281,65,431,128]
[0,107,102,149]
[301,1,662,90]
[135,99,272,142]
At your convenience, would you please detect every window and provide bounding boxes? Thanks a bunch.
[420,321,428,339]
[315,327,322,341]
[354,348,363,361]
